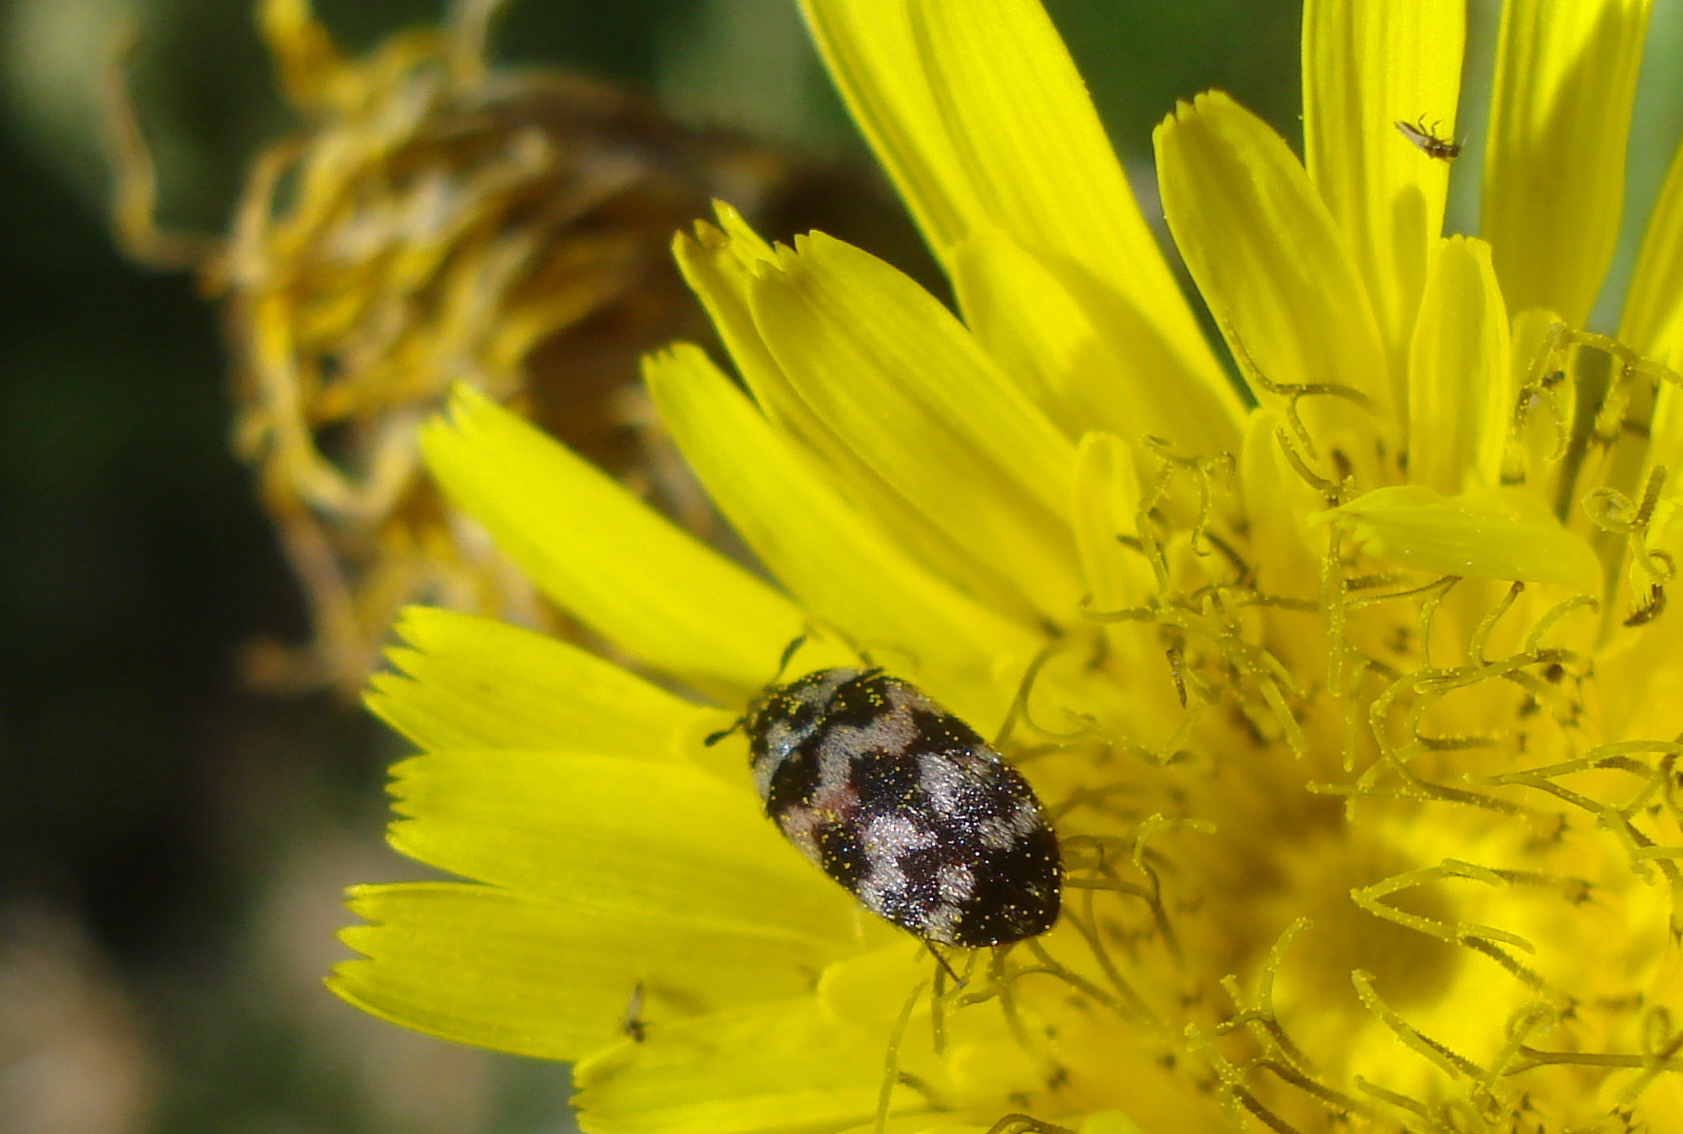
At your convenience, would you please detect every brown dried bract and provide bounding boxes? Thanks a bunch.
[106,0,923,694]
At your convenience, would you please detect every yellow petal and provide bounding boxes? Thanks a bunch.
[1406,236,1512,493]
[1645,392,1683,525]
[899,0,1169,278]
[950,227,1242,454]
[644,343,1034,724]
[1312,484,1601,589]
[749,232,1083,621]
[1155,92,1393,420]
[330,882,838,1062]
[800,0,1235,449]
[676,206,924,546]
[421,385,803,700]
[672,206,788,426]
[365,606,706,757]
[1303,0,1464,381]
[835,1124,984,1134]
[1071,432,1153,612]
[798,0,1217,398]
[796,0,976,256]
[680,208,1049,625]
[1621,141,1683,488]
[1483,0,1651,327]
[574,997,893,1134]
[814,941,928,1028]
[1622,140,1683,367]
[1240,409,1324,601]
[1079,1115,1145,1134]
[386,749,859,946]
[900,0,1229,410]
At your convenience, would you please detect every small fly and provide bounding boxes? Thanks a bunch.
[1395,116,1461,161]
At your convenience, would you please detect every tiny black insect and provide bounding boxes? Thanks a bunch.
[1395,116,1461,161]
[712,644,1062,948]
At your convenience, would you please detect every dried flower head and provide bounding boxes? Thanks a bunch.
[109,0,916,692]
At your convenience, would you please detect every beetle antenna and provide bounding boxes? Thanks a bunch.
[703,720,742,746]
[706,634,809,747]
[773,634,807,682]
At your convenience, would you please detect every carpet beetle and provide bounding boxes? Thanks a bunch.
[714,650,1062,948]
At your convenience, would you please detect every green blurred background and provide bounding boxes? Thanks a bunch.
[0,1,1678,1131]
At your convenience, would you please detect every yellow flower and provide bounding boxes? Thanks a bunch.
[331,1,1683,1132]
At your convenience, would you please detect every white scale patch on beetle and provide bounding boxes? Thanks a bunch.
[732,664,1063,948]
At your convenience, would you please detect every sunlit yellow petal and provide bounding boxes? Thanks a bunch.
[749,232,1083,621]
[1238,410,1324,608]
[835,1124,983,1134]
[671,207,786,424]
[574,998,892,1134]
[797,0,1214,395]
[800,0,1237,449]
[644,343,1034,723]
[1071,432,1152,612]
[951,227,1241,454]
[1483,0,1651,327]
[365,607,706,756]
[898,0,1159,279]
[1406,236,1512,493]
[1077,1114,1144,1134]
[1622,142,1683,488]
[1313,484,1601,588]
[902,0,1230,413]
[1155,92,1392,419]
[421,385,803,699]
[1303,0,1463,381]
[838,1117,989,1123]
[331,883,838,1062]
[675,205,923,545]
[796,0,975,256]
[1622,141,1683,368]
[387,748,860,945]
[679,207,1050,625]
[814,941,927,1027]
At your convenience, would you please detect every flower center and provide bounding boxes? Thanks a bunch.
[922,394,1683,1131]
